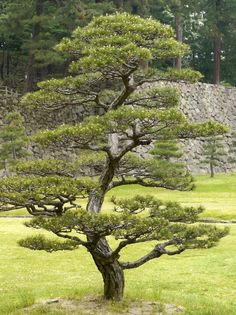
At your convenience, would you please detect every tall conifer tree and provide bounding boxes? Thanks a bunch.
[0,13,228,300]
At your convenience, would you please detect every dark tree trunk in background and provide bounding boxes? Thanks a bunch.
[0,49,5,80]
[23,0,43,93]
[0,49,10,80]
[6,50,10,76]
[24,53,36,93]
[213,0,221,85]
[113,0,124,9]
[213,37,221,85]
[174,13,183,69]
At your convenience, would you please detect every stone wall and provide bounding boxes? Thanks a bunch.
[1,82,236,174]
[0,86,20,119]
[159,82,235,173]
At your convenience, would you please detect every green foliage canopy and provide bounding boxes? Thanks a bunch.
[0,13,229,301]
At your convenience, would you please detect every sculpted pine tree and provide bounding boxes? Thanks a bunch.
[201,135,227,177]
[149,139,190,188]
[0,14,229,300]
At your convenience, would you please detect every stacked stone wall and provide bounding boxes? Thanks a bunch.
[1,83,235,174]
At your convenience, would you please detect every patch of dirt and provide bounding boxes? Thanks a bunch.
[23,296,184,315]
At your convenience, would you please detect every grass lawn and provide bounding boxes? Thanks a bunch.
[106,173,236,220]
[0,173,236,314]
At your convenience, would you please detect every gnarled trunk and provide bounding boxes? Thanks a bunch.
[86,190,105,213]
[87,139,119,213]
[87,133,124,299]
[90,239,124,301]
[94,255,124,300]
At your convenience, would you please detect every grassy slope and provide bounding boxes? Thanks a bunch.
[0,173,236,314]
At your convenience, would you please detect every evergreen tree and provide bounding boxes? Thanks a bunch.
[149,139,191,189]
[150,139,183,160]
[0,0,115,91]
[201,135,227,177]
[0,13,228,301]
[0,111,28,174]
[190,0,236,85]
[148,1,202,69]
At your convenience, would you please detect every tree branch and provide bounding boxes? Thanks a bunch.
[121,239,185,270]
[55,232,88,247]
[0,205,25,211]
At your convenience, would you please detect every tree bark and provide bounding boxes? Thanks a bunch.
[0,49,5,80]
[113,0,124,9]
[6,50,10,76]
[213,36,221,85]
[213,0,221,85]
[174,13,183,70]
[210,161,214,178]
[86,135,124,298]
[90,239,124,301]
[86,190,105,213]
[23,0,43,93]
[87,135,119,213]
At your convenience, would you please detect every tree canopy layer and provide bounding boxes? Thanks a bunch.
[2,0,236,89]
[0,13,228,301]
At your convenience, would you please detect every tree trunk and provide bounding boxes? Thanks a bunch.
[87,135,119,213]
[113,0,124,9]
[210,161,214,177]
[24,53,36,93]
[0,49,5,80]
[86,190,105,213]
[213,0,221,85]
[6,50,10,76]
[87,183,125,300]
[86,133,124,299]
[90,239,124,301]
[174,13,183,70]
[23,0,43,93]
[213,36,221,85]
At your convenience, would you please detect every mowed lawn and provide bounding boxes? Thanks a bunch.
[0,173,236,314]
[106,173,236,220]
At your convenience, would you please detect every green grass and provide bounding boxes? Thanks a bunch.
[0,221,236,314]
[1,173,236,314]
[105,173,236,220]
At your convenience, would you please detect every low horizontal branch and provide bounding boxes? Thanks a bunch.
[121,239,185,270]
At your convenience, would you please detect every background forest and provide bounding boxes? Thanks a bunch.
[1,0,236,92]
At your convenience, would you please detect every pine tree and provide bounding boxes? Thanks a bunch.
[150,139,183,160]
[0,13,228,301]
[201,135,227,177]
[0,112,28,174]
[149,139,192,189]
[0,0,116,91]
